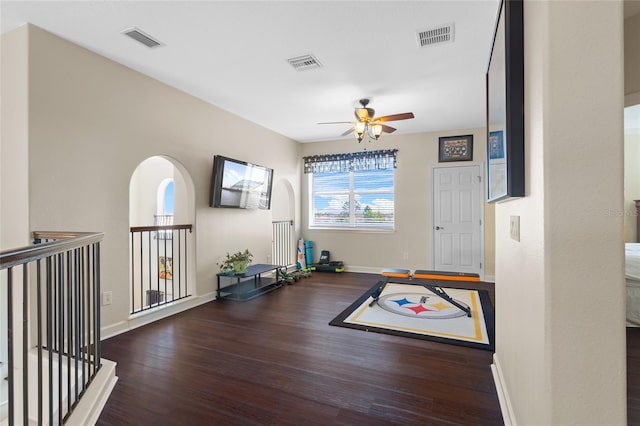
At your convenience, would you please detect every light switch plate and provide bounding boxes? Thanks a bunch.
[510,216,520,241]
[102,291,113,306]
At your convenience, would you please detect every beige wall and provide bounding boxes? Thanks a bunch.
[300,128,496,278]
[492,1,626,424]
[5,25,301,333]
[0,25,30,250]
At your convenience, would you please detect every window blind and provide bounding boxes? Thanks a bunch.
[305,150,397,229]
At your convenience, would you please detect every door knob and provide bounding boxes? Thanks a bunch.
[435,226,444,230]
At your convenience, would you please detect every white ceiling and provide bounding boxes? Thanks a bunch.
[1,1,638,143]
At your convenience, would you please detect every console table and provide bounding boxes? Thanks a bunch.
[216,263,282,301]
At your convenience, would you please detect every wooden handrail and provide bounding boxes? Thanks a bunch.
[0,231,104,270]
[130,224,192,233]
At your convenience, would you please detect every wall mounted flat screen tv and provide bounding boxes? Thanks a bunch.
[210,155,273,210]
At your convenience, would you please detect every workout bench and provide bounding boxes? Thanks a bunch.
[368,268,475,317]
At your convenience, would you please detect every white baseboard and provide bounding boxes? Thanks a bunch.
[491,353,515,426]
[343,265,382,274]
[66,359,117,426]
[101,292,217,340]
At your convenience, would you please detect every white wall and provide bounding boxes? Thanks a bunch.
[492,2,626,424]
[300,128,495,276]
[3,25,301,333]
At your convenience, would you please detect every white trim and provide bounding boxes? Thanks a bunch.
[430,162,486,280]
[101,292,217,340]
[65,359,118,426]
[342,265,382,274]
[491,353,516,426]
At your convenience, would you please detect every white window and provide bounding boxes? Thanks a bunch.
[157,178,174,216]
[155,179,174,239]
[305,150,397,230]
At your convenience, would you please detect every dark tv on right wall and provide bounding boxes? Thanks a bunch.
[209,155,273,210]
[486,0,525,203]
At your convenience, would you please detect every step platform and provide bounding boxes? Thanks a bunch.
[381,268,411,278]
[412,270,480,282]
[380,268,480,282]
[310,261,344,273]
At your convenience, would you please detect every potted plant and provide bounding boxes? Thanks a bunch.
[218,249,253,275]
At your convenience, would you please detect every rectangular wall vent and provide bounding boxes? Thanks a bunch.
[122,27,163,48]
[287,54,322,71]
[417,23,455,47]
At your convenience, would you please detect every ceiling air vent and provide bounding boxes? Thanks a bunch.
[287,54,322,71]
[417,23,455,48]
[121,27,163,49]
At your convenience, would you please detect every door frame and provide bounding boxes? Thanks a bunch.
[430,162,485,280]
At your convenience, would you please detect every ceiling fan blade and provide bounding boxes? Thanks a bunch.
[341,127,355,136]
[381,124,397,134]
[317,121,353,125]
[374,112,415,122]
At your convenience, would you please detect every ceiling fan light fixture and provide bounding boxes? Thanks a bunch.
[355,122,366,142]
[371,124,383,139]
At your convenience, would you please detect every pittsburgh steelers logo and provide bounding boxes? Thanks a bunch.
[377,292,469,319]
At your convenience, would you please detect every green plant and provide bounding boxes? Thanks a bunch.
[218,249,253,274]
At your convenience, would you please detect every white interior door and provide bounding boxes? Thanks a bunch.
[432,164,483,277]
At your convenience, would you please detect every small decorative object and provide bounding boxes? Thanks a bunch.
[218,249,253,275]
[159,256,173,280]
[438,135,473,162]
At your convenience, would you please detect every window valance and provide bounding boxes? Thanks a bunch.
[303,149,398,174]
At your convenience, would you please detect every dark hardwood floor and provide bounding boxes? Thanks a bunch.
[96,272,501,425]
[628,327,640,424]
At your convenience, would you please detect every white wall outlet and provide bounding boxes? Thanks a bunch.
[402,251,409,260]
[102,291,113,306]
[266,254,272,264]
[510,216,521,241]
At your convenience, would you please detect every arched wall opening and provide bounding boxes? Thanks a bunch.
[270,177,297,267]
[129,155,197,314]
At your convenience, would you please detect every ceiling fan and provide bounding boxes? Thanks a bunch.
[319,99,415,142]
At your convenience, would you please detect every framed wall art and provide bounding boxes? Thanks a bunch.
[438,135,473,162]
[486,0,525,202]
[159,256,173,280]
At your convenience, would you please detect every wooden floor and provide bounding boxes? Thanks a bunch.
[98,272,502,425]
[97,271,640,425]
[628,327,640,424]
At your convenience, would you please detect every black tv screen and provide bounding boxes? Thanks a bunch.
[210,155,273,209]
